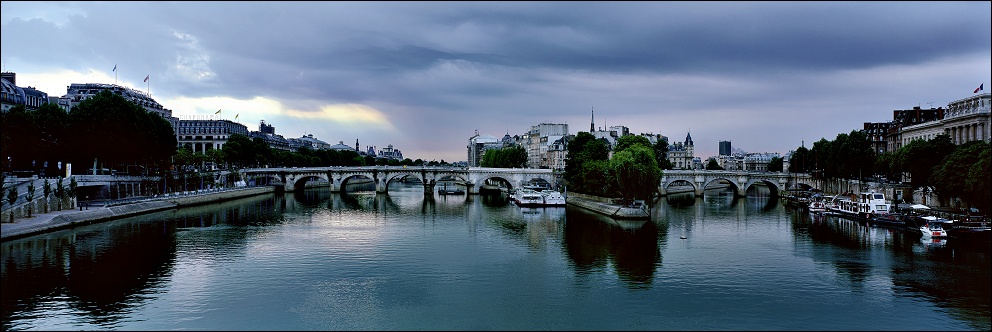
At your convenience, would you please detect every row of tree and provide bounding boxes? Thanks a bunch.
[1,90,177,176]
[787,130,990,211]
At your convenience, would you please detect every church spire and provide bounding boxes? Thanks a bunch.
[590,107,595,132]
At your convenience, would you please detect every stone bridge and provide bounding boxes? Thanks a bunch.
[660,170,815,197]
[238,166,556,195]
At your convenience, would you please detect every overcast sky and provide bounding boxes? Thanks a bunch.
[2,1,989,162]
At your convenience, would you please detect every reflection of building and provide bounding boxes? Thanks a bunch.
[176,119,249,153]
[668,132,695,170]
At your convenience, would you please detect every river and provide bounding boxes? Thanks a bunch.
[2,182,989,330]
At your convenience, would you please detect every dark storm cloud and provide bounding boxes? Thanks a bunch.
[2,1,989,161]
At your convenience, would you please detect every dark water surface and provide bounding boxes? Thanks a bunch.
[2,183,989,330]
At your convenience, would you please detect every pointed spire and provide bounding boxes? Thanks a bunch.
[590,107,595,132]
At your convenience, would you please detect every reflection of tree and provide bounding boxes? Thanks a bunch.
[1,220,177,326]
[562,207,663,288]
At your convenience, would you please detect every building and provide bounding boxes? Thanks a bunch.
[1,72,51,112]
[329,141,357,152]
[719,140,732,156]
[60,82,173,119]
[525,123,569,168]
[175,118,249,154]
[376,144,404,160]
[668,132,695,169]
[248,120,292,151]
[289,134,331,151]
[886,106,945,152]
[898,93,991,147]
[466,130,500,167]
[743,152,780,172]
[862,122,890,154]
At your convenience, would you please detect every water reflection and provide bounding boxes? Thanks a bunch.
[563,206,665,289]
[2,184,989,331]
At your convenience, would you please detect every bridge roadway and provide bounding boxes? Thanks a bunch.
[239,166,557,195]
[660,170,816,197]
[242,166,815,198]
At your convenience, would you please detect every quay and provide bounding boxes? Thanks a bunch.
[1,186,273,241]
[566,192,650,220]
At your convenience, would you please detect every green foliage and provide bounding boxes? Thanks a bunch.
[767,156,783,172]
[6,186,16,207]
[892,134,955,190]
[787,146,810,173]
[705,158,723,170]
[932,141,991,211]
[480,145,528,168]
[609,144,661,202]
[564,132,611,194]
[67,90,176,173]
[653,137,674,170]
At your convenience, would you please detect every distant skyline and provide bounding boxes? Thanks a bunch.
[2,1,989,162]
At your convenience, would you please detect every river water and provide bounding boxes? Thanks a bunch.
[2,182,989,330]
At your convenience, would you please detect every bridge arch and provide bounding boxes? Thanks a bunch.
[742,178,781,198]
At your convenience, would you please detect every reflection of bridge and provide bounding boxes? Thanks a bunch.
[660,170,815,197]
[240,166,555,195]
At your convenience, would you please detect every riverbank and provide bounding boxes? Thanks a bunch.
[566,192,650,220]
[1,186,274,241]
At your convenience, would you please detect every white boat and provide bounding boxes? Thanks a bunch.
[918,216,952,238]
[514,189,545,206]
[828,192,890,219]
[808,197,828,213]
[541,190,566,206]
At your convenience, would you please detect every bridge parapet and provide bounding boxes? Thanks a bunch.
[660,170,814,197]
[238,166,555,195]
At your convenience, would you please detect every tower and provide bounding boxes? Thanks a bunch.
[590,107,595,132]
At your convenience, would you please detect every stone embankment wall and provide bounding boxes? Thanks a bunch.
[566,192,650,219]
[1,186,274,241]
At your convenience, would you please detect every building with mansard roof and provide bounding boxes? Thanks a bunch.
[1,72,51,112]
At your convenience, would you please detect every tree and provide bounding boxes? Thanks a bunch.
[43,179,51,213]
[25,182,34,217]
[653,137,675,170]
[932,141,991,211]
[767,156,783,172]
[787,146,810,173]
[705,158,723,170]
[609,144,661,203]
[5,187,16,223]
[564,132,610,194]
[55,177,65,211]
[893,134,954,192]
[480,145,527,168]
[69,176,77,204]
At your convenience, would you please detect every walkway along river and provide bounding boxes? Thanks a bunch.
[1,183,989,330]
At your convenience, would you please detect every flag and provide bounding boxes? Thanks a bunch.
[144,75,149,82]
[112,64,116,72]
[975,83,984,93]
[235,113,239,120]
[215,109,221,114]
